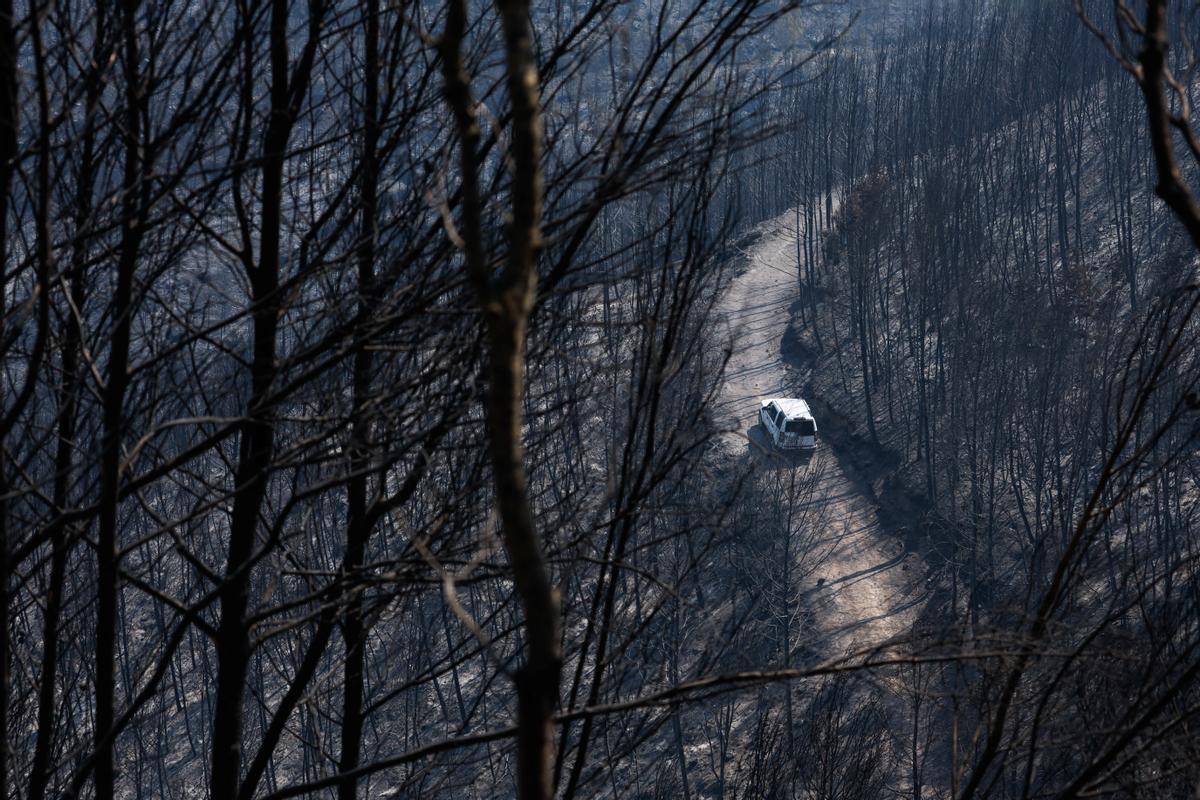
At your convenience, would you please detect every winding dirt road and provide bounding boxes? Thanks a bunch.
[714,208,926,658]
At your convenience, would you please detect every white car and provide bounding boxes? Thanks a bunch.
[759,398,819,450]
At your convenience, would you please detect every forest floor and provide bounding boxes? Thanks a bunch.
[713,207,929,660]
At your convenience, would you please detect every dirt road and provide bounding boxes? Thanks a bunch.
[714,208,926,658]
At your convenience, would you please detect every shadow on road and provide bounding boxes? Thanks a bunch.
[745,423,820,470]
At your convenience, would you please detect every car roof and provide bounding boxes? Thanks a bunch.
[762,397,814,420]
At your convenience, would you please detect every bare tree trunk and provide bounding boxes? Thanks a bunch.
[94,5,147,795]
[30,39,101,788]
[1134,1,1200,249]
[211,2,322,793]
[0,1,16,792]
[338,2,380,795]
[440,1,560,796]
[3,7,55,793]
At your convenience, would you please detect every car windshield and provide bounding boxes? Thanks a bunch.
[785,418,815,435]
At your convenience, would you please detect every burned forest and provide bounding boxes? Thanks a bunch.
[0,0,1198,798]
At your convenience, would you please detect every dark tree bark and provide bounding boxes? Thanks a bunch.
[0,1,15,794]
[94,5,150,795]
[210,2,324,794]
[29,11,108,795]
[337,2,380,795]
[440,1,560,796]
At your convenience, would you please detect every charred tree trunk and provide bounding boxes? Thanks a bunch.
[94,5,147,795]
[29,16,105,792]
[210,2,322,794]
[0,0,14,792]
[440,1,560,796]
[337,1,380,795]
